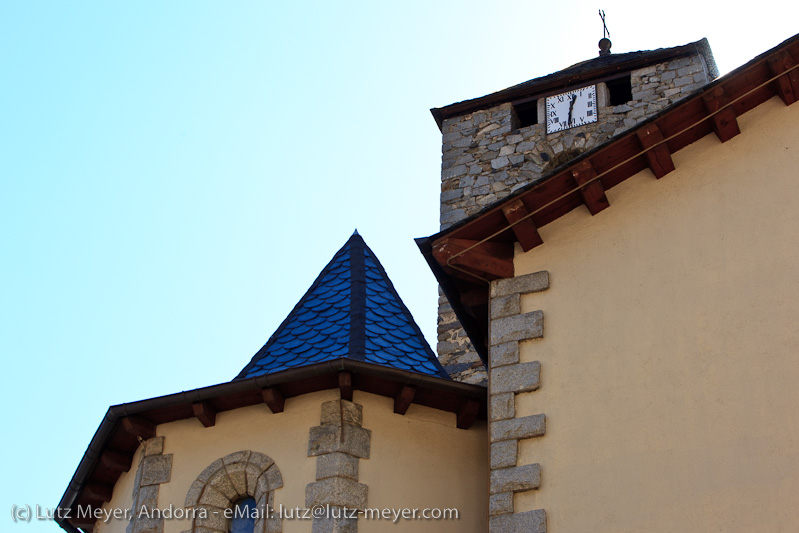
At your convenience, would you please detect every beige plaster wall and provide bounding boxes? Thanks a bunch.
[158,390,333,533]
[355,391,488,533]
[94,390,332,533]
[511,96,799,531]
[94,387,487,533]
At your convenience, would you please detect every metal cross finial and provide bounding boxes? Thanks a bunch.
[599,10,610,38]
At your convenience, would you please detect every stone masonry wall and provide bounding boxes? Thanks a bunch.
[438,53,713,383]
[437,287,486,385]
[306,399,371,533]
[127,437,172,533]
[488,271,549,533]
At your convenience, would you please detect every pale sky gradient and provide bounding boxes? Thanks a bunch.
[2,1,796,531]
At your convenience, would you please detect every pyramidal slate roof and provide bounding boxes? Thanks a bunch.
[236,232,449,380]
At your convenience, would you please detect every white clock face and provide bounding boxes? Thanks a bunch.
[546,85,598,134]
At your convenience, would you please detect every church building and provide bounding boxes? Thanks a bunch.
[58,31,799,533]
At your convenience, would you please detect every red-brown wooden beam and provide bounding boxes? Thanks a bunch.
[394,385,416,415]
[121,416,156,441]
[635,123,675,178]
[83,483,114,503]
[571,161,610,215]
[501,199,543,251]
[99,448,132,473]
[70,517,97,530]
[768,50,799,106]
[262,387,285,413]
[192,401,216,428]
[456,399,480,430]
[432,238,513,280]
[339,372,353,401]
[459,287,488,308]
[702,87,741,143]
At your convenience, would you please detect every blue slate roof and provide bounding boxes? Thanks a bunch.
[236,232,449,380]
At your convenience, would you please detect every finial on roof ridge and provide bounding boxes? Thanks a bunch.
[598,10,612,56]
[599,37,612,56]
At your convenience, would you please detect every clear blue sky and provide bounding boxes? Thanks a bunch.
[2,1,796,530]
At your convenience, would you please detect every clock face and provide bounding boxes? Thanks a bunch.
[546,85,597,134]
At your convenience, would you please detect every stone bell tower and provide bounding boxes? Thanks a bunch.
[432,38,718,383]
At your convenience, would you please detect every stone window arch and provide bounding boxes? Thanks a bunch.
[184,450,283,533]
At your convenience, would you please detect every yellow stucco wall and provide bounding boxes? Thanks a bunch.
[94,388,487,533]
[357,391,488,532]
[512,96,799,531]
[157,390,329,533]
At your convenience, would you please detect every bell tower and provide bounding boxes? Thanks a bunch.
[432,38,718,382]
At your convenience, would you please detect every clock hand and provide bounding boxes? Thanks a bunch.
[568,94,577,126]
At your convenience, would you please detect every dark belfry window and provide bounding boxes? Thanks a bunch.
[230,497,257,533]
[607,75,632,106]
[513,99,539,128]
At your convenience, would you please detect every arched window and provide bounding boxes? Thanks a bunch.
[231,497,257,533]
[185,450,283,533]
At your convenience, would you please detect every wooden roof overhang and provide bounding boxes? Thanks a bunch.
[417,33,799,364]
[430,38,717,131]
[56,360,486,533]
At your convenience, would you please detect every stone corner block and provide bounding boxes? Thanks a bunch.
[140,454,173,486]
[305,477,368,510]
[489,508,547,533]
[316,452,359,481]
[489,492,514,516]
[490,463,541,494]
[490,414,545,443]
[311,512,358,533]
[320,400,363,427]
[490,293,521,320]
[491,361,541,394]
[490,393,515,422]
[308,425,371,459]
[143,436,164,456]
[490,342,519,368]
[490,271,549,298]
[135,485,158,510]
[131,516,165,533]
[490,311,543,346]
[490,440,518,469]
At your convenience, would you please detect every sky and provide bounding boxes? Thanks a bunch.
[2,1,796,531]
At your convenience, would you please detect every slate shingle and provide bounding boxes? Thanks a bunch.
[236,233,448,380]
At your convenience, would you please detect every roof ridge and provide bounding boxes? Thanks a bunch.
[236,233,449,380]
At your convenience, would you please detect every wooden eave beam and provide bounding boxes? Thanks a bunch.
[121,416,156,441]
[636,123,675,178]
[339,372,353,401]
[192,401,216,428]
[456,399,480,430]
[459,287,489,308]
[70,516,97,530]
[83,483,113,503]
[570,160,610,215]
[501,199,544,251]
[702,86,741,142]
[432,238,513,280]
[99,449,132,473]
[394,385,416,415]
[441,263,495,285]
[768,50,799,106]
[261,387,285,413]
